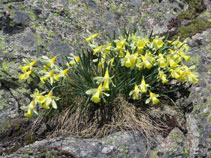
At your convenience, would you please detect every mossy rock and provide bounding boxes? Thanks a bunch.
[176,19,211,40]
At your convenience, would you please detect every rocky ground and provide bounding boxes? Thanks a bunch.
[0,0,210,157]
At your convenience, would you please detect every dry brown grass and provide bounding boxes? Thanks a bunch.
[46,96,167,140]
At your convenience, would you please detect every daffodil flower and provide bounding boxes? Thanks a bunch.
[42,56,57,68]
[20,69,34,80]
[30,89,46,105]
[129,84,141,100]
[93,45,103,55]
[20,100,38,118]
[43,91,59,109]
[40,70,55,85]
[167,56,177,68]
[115,37,126,50]
[177,50,190,62]
[93,69,115,91]
[153,37,163,49]
[157,54,167,68]
[54,68,69,81]
[67,55,80,67]
[21,60,36,72]
[136,58,144,70]
[139,78,150,93]
[103,42,113,54]
[121,52,138,68]
[96,54,106,69]
[86,84,109,103]
[136,36,149,51]
[121,52,132,68]
[149,92,159,104]
[183,65,198,83]
[141,54,152,69]
[182,44,189,52]
[158,71,168,84]
[86,33,98,43]
[170,68,186,82]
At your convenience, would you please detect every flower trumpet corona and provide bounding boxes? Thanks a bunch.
[86,84,109,103]
[93,69,115,91]
[146,92,159,104]
[129,84,141,100]
[86,33,98,43]
[139,78,150,93]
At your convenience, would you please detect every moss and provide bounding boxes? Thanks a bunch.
[152,151,159,158]
[24,135,36,145]
[0,120,11,134]
[169,0,210,41]
[177,0,206,22]
[176,19,211,40]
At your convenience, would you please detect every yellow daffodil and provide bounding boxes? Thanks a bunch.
[149,92,159,104]
[136,58,144,70]
[170,68,185,81]
[115,37,126,50]
[22,100,37,118]
[153,37,163,49]
[121,52,132,68]
[157,54,167,68]
[21,59,36,72]
[139,78,150,93]
[67,55,80,67]
[167,56,177,68]
[30,89,46,105]
[121,52,138,68]
[183,65,198,83]
[119,48,125,57]
[108,58,114,67]
[86,33,98,43]
[93,45,104,55]
[158,71,168,84]
[97,54,106,68]
[20,69,34,80]
[136,36,149,51]
[42,56,57,68]
[182,44,189,52]
[129,84,141,100]
[91,89,101,103]
[54,68,69,81]
[137,39,146,50]
[86,84,109,103]
[103,42,113,54]
[43,91,59,109]
[141,54,152,69]
[177,50,190,62]
[40,70,55,85]
[93,69,115,91]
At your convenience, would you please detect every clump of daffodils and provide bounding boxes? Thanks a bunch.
[19,55,79,117]
[19,30,198,117]
[84,31,198,105]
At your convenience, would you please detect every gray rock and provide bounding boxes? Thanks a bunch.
[104,11,116,23]
[5,131,151,158]
[12,11,30,25]
[129,0,142,7]
[49,40,72,57]
[86,0,97,9]
[153,128,189,158]
[18,29,37,51]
